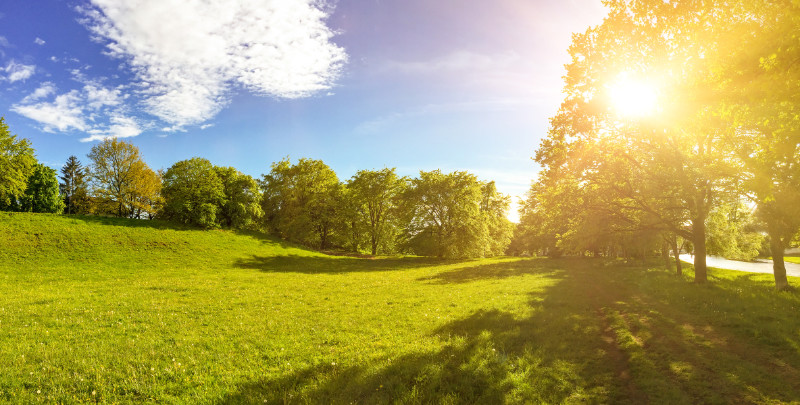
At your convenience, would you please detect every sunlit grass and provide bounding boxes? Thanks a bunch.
[784,256,800,264]
[3,212,800,403]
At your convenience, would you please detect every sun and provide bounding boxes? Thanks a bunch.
[608,75,659,118]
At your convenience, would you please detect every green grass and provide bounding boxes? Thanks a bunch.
[784,256,800,264]
[3,212,800,403]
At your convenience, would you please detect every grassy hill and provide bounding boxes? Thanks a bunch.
[3,212,800,403]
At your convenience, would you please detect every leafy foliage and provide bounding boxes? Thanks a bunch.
[18,163,64,214]
[214,166,263,229]
[705,203,765,261]
[161,157,225,229]
[403,170,504,259]
[345,168,407,255]
[0,117,36,209]
[87,139,158,218]
[260,158,340,249]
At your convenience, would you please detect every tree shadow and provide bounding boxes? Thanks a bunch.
[218,259,800,404]
[417,258,565,284]
[233,254,461,274]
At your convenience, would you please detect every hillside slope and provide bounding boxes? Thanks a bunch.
[0,212,326,275]
[4,213,800,404]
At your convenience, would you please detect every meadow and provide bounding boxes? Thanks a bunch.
[3,212,800,403]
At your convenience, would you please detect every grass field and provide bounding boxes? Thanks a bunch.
[3,212,800,403]
[784,256,800,264]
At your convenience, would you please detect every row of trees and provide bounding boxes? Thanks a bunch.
[513,0,800,289]
[259,159,512,257]
[0,123,513,258]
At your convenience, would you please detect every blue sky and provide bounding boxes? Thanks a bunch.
[0,0,606,220]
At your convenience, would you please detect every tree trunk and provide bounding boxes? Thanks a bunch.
[671,236,682,276]
[320,225,328,250]
[768,221,790,291]
[371,235,378,256]
[692,216,707,283]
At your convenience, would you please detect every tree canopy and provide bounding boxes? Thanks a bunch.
[0,117,36,209]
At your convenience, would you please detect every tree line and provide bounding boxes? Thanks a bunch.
[511,0,800,290]
[0,119,512,258]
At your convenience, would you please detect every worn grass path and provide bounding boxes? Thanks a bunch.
[3,213,800,403]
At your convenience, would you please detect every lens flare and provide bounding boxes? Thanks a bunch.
[608,75,659,118]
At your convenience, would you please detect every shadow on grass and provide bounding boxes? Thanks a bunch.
[219,259,800,404]
[233,254,458,274]
[417,258,566,284]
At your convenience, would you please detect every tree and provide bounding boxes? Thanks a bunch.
[403,170,488,259]
[714,1,800,289]
[214,166,263,229]
[346,168,406,255]
[0,117,36,210]
[87,139,154,218]
[705,203,764,262]
[59,155,90,215]
[480,181,514,257]
[531,0,748,283]
[127,164,162,219]
[260,158,340,249]
[19,163,65,214]
[161,158,225,228]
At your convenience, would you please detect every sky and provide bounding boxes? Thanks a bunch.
[0,0,607,221]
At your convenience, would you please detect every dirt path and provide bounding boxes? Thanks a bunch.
[679,254,800,277]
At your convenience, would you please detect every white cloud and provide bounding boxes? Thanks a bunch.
[79,0,347,129]
[20,82,57,104]
[12,82,142,142]
[383,51,520,75]
[34,37,46,46]
[0,36,9,47]
[84,83,122,109]
[12,91,87,132]
[4,61,36,82]
[81,114,142,142]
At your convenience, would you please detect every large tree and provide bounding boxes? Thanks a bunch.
[403,170,490,259]
[127,164,162,219]
[714,1,800,290]
[0,117,36,210]
[87,139,155,218]
[260,158,340,249]
[161,158,225,228]
[214,166,263,230]
[19,163,65,214]
[531,0,749,283]
[346,168,406,255]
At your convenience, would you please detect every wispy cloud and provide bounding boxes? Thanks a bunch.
[20,82,57,104]
[11,81,142,142]
[78,0,348,129]
[355,99,529,134]
[12,90,88,132]
[34,37,46,46]
[383,50,520,75]
[4,61,36,82]
[81,114,142,142]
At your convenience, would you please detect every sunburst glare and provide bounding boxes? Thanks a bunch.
[608,74,659,118]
